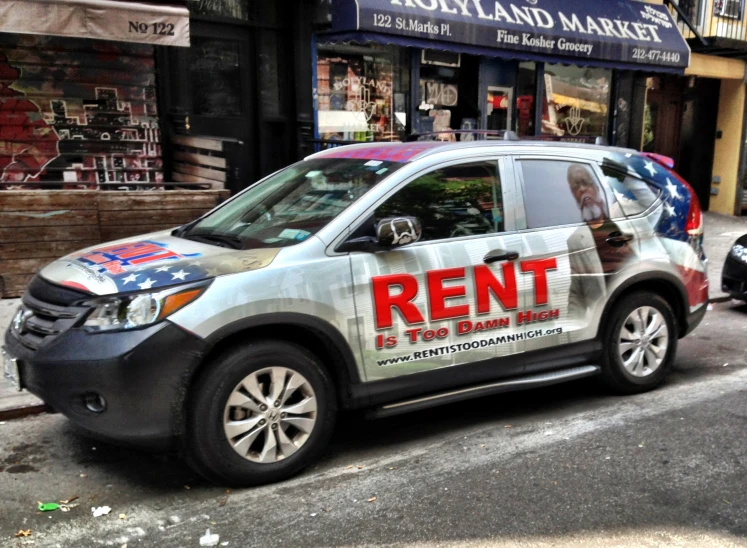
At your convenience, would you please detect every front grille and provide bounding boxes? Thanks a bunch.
[10,277,91,351]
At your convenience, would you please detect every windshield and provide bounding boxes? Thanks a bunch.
[182,158,404,249]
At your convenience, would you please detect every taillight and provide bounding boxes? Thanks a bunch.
[685,193,703,236]
[671,171,703,236]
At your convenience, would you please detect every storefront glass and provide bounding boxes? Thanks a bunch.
[314,42,617,144]
[417,52,481,138]
[316,44,407,142]
[541,65,611,140]
[515,62,537,137]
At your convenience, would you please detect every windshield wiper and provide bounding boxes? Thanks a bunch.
[185,233,244,249]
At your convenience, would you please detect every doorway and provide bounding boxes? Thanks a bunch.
[184,22,256,193]
[479,58,517,136]
[644,76,719,210]
[163,13,295,194]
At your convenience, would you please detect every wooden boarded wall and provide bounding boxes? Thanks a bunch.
[0,190,228,298]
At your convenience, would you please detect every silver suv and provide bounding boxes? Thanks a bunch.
[3,139,709,485]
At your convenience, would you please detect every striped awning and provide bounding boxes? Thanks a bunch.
[0,0,189,47]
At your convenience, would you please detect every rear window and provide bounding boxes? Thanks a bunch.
[602,172,661,218]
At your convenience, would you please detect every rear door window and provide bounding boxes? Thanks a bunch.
[517,159,613,229]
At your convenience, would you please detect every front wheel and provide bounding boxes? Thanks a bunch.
[600,292,678,394]
[186,341,336,486]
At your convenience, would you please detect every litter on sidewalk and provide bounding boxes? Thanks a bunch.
[200,528,220,546]
[92,506,112,517]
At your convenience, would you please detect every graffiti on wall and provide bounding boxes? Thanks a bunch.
[0,34,163,189]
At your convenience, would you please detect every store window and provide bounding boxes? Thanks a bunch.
[541,65,611,140]
[189,0,281,22]
[417,52,480,139]
[190,0,249,19]
[316,44,408,142]
[188,37,243,118]
[714,0,744,19]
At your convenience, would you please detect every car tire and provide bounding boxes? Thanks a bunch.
[599,291,678,394]
[185,340,336,486]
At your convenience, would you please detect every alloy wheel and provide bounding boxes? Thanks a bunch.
[223,367,317,463]
[618,306,669,378]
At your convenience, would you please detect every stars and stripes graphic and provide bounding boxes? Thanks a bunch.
[101,246,282,293]
[112,259,211,292]
[609,151,707,310]
[609,151,692,243]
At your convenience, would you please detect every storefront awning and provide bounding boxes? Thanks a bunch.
[328,0,690,73]
[0,0,189,47]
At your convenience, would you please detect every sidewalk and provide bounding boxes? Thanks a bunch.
[703,211,747,301]
[0,298,46,419]
[0,212,745,419]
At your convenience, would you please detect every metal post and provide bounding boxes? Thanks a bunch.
[534,63,545,137]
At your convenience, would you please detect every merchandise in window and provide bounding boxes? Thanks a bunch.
[541,65,611,139]
[417,53,481,139]
[316,44,406,142]
[374,161,503,242]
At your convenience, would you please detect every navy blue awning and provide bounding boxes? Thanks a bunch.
[328,0,690,74]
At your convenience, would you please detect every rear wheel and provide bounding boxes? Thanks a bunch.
[600,292,678,394]
[186,341,336,486]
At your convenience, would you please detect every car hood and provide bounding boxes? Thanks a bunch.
[39,230,281,296]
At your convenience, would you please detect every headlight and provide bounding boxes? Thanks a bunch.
[730,244,747,264]
[82,282,208,332]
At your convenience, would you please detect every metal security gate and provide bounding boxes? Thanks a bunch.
[0,33,163,189]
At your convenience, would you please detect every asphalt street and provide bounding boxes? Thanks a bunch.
[1,300,746,548]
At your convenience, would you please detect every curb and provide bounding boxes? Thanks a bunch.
[0,403,50,422]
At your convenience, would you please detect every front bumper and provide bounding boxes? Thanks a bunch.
[722,256,747,301]
[4,321,208,450]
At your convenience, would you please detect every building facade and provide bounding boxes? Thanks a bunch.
[310,0,690,153]
[646,0,747,216]
[1,0,742,296]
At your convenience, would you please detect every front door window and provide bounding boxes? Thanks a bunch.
[374,161,504,240]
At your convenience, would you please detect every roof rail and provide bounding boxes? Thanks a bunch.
[406,129,515,142]
[595,136,609,146]
[406,130,609,146]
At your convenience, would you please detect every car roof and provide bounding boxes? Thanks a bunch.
[307,140,637,164]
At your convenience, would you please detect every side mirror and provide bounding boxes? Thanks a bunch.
[376,217,422,248]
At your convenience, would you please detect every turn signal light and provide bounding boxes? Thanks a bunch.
[158,288,204,320]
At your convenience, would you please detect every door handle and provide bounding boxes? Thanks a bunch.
[483,249,520,264]
[606,232,634,247]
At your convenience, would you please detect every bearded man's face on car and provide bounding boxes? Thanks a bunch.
[568,164,607,225]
